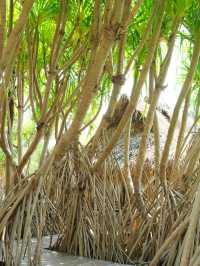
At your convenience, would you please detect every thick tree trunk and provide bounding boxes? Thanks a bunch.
[54,1,127,161]
[93,0,166,171]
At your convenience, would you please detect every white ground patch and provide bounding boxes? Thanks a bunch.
[20,236,135,266]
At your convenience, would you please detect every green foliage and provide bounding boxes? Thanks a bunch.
[174,0,192,17]
[2,0,200,170]
[0,151,5,168]
[184,0,200,38]
[34,0,59,19]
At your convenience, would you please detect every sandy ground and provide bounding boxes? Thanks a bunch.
[22,251,131,266]
[20,236,135,266]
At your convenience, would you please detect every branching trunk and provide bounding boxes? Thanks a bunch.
[53,1,127,160]
[1,1,200,265]
[159,33,200,185]
[0,0,35,72]
[93,0,166,171]
[86,0,134,149]
[132,16,180,215]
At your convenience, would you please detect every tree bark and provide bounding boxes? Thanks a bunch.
[159,33,200,184]
[53,1,127,161]
[93,0,166,171]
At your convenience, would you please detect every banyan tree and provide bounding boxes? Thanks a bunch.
[1,0,200,265]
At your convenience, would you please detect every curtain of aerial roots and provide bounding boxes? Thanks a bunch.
[1,0,200,265]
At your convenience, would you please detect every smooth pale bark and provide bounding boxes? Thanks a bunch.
[16,75,69,177]
[26,28,38,122]
[180,115,200,158]
[123,117,133,188]
[87,0,133,149]
[80,94,103,133]
[8,0,14,34]
[0,0,35,150]
[124,7,155,75]
[39,130,51,166]
[11,1,69,180]
[133,89,161,205]
[17,66,24,163]
[91,0,101,50]
[0,0,35,71]
[180,185,200,266]
[186,152,200,177]
[172,89,191,179]
[150,218,189,266]
[148,62,161,176]
[133,17,180,214]
[174,89,191,161]
[0,0,6,59]
[54,39,116,160]
[93,0,166,171]
[53,1,127,161]
[190,245,200,266]
[16,1,130,207]
[153,114,160,176]
[0,68,18,192]
[16,128,44,175]
[89,41,126,149]
[159,33,200,184]
[183,135,200,177]
[40,0,68,121]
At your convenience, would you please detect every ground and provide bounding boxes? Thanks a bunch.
[21,236,137,266]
